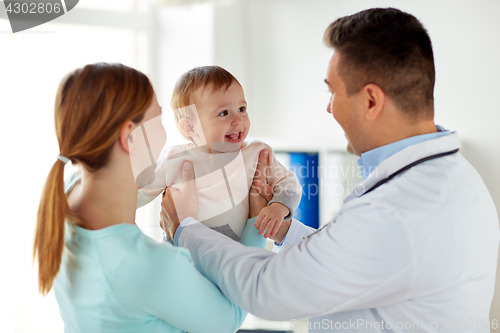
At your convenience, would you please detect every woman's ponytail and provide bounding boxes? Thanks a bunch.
[33,159,69,295]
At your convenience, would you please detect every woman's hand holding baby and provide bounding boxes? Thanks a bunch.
[160,161,197,240]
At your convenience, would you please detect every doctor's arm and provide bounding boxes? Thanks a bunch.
[173,205,415,321]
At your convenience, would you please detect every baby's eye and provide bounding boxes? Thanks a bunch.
[218,110,228,116]
[238,107,246,113]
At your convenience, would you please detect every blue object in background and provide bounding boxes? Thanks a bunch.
[289,152,319,229]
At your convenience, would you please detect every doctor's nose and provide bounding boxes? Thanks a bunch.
[326,98,332,114]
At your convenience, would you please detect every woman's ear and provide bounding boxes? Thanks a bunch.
[179,118,197,139]
[119,120,135,153]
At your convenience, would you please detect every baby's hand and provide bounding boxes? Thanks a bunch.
[254,203,290,238]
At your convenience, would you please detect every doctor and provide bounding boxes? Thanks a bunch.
[161,8,500,332]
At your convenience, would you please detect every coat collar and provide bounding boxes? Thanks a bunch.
[351,132,461,198]
[357,125,451,179]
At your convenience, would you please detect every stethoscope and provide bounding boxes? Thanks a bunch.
[361,148,460,196]
[302,148,460,240]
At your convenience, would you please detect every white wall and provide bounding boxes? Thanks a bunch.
[213,0,500,320]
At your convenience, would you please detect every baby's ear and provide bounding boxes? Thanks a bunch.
[179,118,197,138]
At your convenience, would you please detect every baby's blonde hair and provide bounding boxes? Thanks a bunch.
[171,66,241,141]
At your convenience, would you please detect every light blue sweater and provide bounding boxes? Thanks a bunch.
[53,172,266,333]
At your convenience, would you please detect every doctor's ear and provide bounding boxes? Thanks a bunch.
[179,118,197,138]
[362,83,385,121]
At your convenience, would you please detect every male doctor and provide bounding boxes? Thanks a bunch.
[161,8,500,332]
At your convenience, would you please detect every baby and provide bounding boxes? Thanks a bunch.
[138,66,302,242]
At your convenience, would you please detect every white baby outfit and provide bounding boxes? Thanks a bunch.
[137,140,302,242]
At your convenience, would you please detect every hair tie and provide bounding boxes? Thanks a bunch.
[57,155,70,164]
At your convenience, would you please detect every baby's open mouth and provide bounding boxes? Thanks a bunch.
[225,132,242,143]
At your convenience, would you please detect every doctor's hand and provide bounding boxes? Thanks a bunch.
[160,161,197,240]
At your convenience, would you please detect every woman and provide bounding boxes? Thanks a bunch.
[33,63,260,333]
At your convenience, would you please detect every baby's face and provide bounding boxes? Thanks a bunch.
[192,82,250,148]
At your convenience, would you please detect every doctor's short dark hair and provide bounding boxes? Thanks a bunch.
[324,8,435,118]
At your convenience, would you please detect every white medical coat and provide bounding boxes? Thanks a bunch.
[176,132,500,332]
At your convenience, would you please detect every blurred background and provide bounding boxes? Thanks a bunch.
[1,0,499,332]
